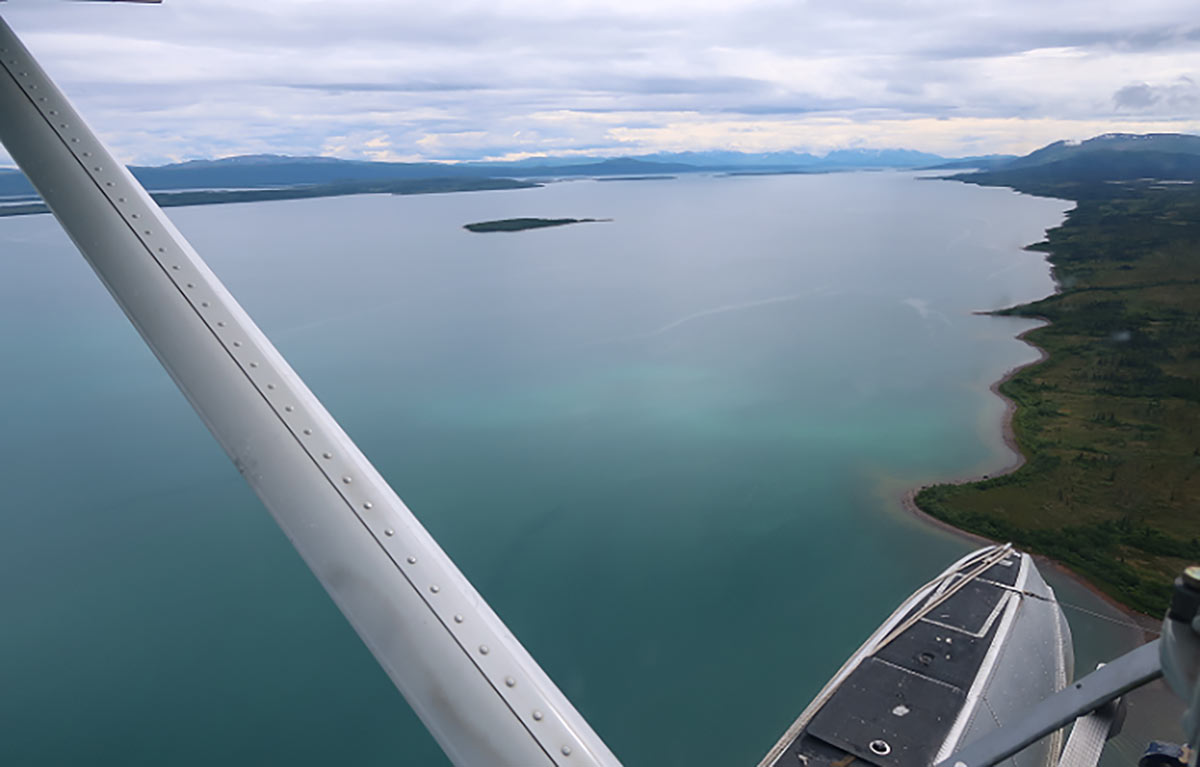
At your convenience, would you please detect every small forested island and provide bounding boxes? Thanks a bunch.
[917,134,1200,615]
[462,217,608,233]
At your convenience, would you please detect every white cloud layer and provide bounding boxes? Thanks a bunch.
[2,0,1200,163]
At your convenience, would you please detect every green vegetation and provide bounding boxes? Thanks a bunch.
[463,217,607,232]
[0,177,540,218]
[917,178,1200,615]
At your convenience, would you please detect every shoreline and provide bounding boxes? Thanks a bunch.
[899,322,1045,521]
[897,187,1185,742]
[900,323,1164,631]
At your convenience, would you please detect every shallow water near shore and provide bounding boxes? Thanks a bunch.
[0,172,1173,765]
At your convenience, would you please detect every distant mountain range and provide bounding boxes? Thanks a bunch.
[0,147,961,198]
[635,148,953,169]
[3,133,1198,202]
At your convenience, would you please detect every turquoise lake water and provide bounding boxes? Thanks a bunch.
[0,172,1170,765]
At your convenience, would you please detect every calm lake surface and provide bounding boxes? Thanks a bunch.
[0,172,1167,765]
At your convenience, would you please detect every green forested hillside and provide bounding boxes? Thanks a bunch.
[918,177,1200,615]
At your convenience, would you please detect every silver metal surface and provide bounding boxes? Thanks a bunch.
[756,544,1072,767]
[0,16,621,767]
[1160,608,1200,767]
[937,640,1163,767]
[756,545,1009,767]
[936,551,1074,767]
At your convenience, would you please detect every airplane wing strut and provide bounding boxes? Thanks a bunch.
[0,15,622,767]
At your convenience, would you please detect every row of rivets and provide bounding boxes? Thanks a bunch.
[306,456,577,755]
[384,535,575,750]
[382,529,579,755]
[363,523,582,756]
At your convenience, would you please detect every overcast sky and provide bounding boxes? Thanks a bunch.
[3,0,1200,165]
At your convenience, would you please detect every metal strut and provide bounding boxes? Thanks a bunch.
[0,16,620,767]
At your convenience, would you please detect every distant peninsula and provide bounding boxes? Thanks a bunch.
[463,217,609,233]
[722,169,822,177]
[0,149,985,219]
[0,148,1001,218]
[0,177,540,218]
[595,175,676,182]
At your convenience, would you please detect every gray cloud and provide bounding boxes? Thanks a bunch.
[2,0,1200,163]
[1115,83,1161,109]
[1114,77,1200,112]
[285,82,496,94]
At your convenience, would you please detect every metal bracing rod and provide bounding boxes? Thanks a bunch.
[0,16,621,767]
[935,640,1163,767]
